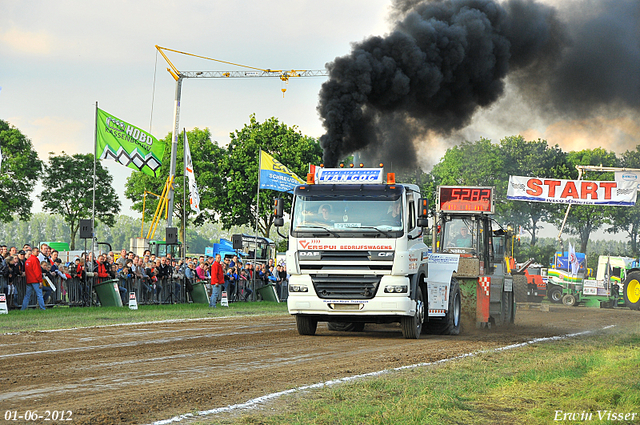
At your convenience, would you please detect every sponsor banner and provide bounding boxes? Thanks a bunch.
[317,168,384,184]
[259,150,305,193]
[96,108,165,177]
[507,175,637,206]
[615,170,640,190]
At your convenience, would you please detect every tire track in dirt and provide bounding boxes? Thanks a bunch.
[1,307,638,424]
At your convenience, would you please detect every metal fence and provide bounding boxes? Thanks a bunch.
[1,273,288,309]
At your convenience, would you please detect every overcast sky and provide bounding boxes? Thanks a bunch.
[2,0,638,234]
[1,0,392,217]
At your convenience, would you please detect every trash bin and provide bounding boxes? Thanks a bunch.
[190,281,210,304]
[94,279,123,307]
[257,283,280,302]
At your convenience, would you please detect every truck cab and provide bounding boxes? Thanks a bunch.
[276,166,442,339]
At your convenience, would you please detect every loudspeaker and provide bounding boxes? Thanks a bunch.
[79,219,93,239]
[166,227,178,244]
[232,234,243,250]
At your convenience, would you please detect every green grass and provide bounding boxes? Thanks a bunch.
[221,328,640,425]
[0,302,288,333]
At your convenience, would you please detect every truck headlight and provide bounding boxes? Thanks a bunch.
[384,285,408,293]
[290,285,309,292]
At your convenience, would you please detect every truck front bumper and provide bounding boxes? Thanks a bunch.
[287,274,415,319]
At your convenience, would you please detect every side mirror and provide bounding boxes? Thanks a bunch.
[274,198,284,227]
[417,197,429,228]
[417,218,429,228]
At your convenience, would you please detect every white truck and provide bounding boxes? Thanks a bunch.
[273,167,461,339]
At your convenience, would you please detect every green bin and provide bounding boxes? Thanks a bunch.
[94,279,123,307]
[258,283,280,302]
[191,281,210,304]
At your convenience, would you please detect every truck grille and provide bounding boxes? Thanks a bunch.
[311,274,381,299]
[321,250,370,261]
[299,250,393,272]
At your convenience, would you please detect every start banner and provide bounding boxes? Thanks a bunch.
[507,175,637,206]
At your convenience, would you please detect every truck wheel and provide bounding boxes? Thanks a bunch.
[562,293,577,307]
[401,286,424,339]
[623,271,640,310]
[426,279,461,335]
[296,315,317,335]
[513,275,528,303]
[328,322,365,332]
[548,286,563,304]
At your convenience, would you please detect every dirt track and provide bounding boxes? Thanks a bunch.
[1,306,638,424]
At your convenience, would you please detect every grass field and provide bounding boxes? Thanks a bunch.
[0,302,289,334]
[226,327,640,425]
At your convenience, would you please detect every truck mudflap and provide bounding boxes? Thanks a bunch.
[477,276,491,325]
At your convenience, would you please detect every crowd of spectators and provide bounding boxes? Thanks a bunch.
[0,243,288,309]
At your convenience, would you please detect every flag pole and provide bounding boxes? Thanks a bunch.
[92,102,98,253]
[253,148,262,302]
[183,128,187,263]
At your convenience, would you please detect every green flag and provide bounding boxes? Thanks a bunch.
[96,108,165,177]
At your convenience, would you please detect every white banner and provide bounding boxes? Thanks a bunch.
[184,133,201,214]
[615,170,640,191]
[507,175,637,206]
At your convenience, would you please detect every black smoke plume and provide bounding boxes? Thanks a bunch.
[317,0,640,168]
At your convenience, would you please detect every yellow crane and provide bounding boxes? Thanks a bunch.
[148,45,328,243]
[156,45,327,97]
[154,45,328,229]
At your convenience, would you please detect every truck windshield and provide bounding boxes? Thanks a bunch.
[442,218,476,252]
[291,185,404,238]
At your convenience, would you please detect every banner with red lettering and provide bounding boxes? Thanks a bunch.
[507,176,637,206]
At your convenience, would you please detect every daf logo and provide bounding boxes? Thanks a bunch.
[370,251,395,260]
[299,251,320,256]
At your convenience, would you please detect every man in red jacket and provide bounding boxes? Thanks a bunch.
[209,254,224,308]
[21,247,46,310]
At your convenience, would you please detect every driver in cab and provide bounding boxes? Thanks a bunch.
[452,226,472,248]
[385,202,402,226]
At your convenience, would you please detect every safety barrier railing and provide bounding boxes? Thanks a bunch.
[2,272,285,308]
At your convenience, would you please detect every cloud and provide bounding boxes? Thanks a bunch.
[521,114,640,153]
[7,115,86,159]
[0,27,54,56]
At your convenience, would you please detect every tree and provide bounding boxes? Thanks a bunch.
[559,148,619,253]
[40,152,120,249]
[214,115,322,238]
[426,138,503,216]
[0,119,43,222]
[125,127,226,242]
[497,136,569,245]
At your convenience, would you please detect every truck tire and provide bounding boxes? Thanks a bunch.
[562,293,577,307]
[296,315,318,335]
[623,271,640,311]
[548,286,563,304]
[513,275,528,303]
[426,279,461,335]
[502,286,515,324]
[327,322,365,332]
[401,286,424,339]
